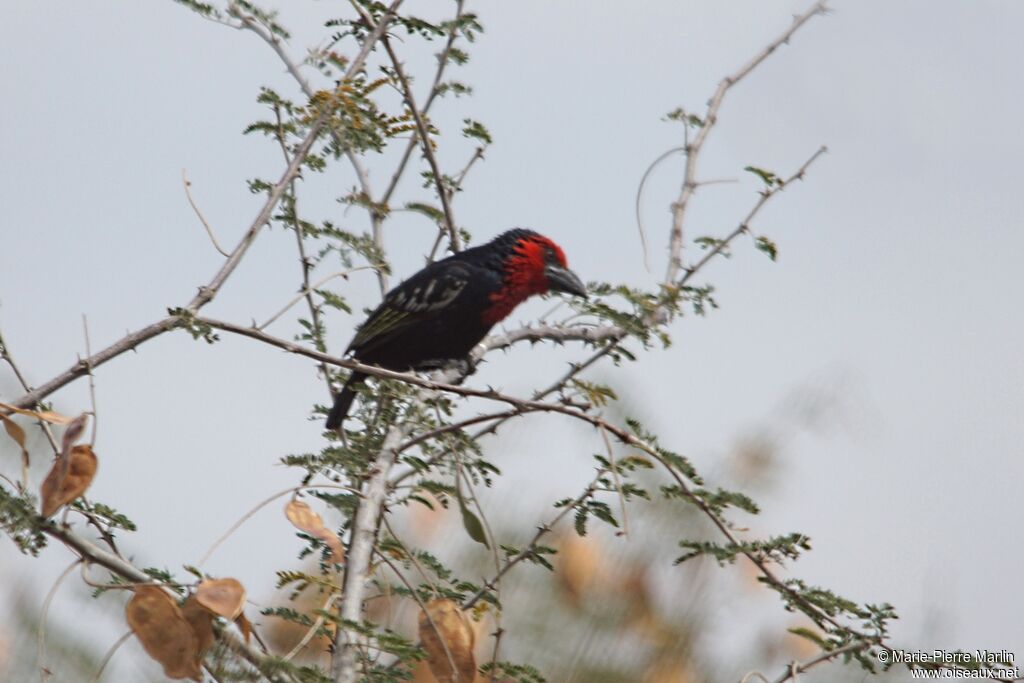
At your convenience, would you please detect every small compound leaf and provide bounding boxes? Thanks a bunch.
[744,165,781,186]
[125,586,201,680]
[418,599,476,683]
[754,235,779,261]
[195,578,246,620]
[457,498,489,548]
[181,595,215,659]
[284,499,344,563]
[40,445,98,518]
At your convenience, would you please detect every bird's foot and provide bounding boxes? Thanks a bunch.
[418,357,475,383]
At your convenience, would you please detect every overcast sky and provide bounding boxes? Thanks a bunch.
[2,0,1022,677]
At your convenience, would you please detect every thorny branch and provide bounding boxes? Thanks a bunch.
[43,523,283,680]
[665,0,830,283]
[0,3,923,683]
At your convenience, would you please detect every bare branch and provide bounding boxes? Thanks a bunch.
[379,1,467,209]
[765,641,870,683]
[665,1,830,282]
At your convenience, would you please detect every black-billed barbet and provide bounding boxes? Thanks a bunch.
[325,229,587,429]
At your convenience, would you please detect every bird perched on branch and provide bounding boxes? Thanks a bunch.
[325,228,588,429]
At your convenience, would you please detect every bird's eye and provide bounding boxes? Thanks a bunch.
[544,247,558,263]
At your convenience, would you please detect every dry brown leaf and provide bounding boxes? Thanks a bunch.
[181,596,215,659]
[1,415,28,462]
[126,586,201,681]
[418,599,476,683]
[195,578,246,620]
[285,499,345,563]
[0,402,74,424]
[40,444,97,517]
[235,611,253,644]
[60,413,89,456]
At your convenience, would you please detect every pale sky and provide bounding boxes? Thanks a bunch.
[2,0,1022,678]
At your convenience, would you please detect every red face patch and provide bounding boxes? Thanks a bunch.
[481,235,568,325]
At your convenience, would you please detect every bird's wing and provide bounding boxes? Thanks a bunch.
[347,260,472,355]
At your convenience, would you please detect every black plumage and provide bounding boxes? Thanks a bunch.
[325,229,587,429]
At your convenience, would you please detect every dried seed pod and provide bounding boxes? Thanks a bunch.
[125,586,201,680]
[195,577,246,620]
[418,599,476,683]
[40,444,97,517]
[181,595,215,660]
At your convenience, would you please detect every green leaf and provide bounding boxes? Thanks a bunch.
[462,118,492,144]
[788,626,827,648]
[755,235,779,261]
[744,165,781,187]
[457,496,489,548]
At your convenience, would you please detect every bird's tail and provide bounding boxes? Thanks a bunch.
[325,371,367,430]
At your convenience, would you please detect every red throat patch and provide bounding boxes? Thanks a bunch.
[481,236,567,325]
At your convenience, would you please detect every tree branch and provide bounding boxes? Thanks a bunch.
[43,523,282,680]
[6,0,403,412]
[380,33,461,252]
[664,1,829,282]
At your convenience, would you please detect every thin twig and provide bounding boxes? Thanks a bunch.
[379,0,467,209]
[380,33,460,252]
[380,515,440,593]
[258,268,379,331]
[282,591,340,662]
[462,472,604,610]
[81,316,98,446]
[37,559,82,683]
[635,146,685,272]
[597,422,629,537]
[374,548,461,682]
[88,630,132,683]
[1,329,61,455]
[183,169,230,257]
[199,484,358,567]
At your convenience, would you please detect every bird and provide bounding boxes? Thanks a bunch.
[325,228,587,429]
